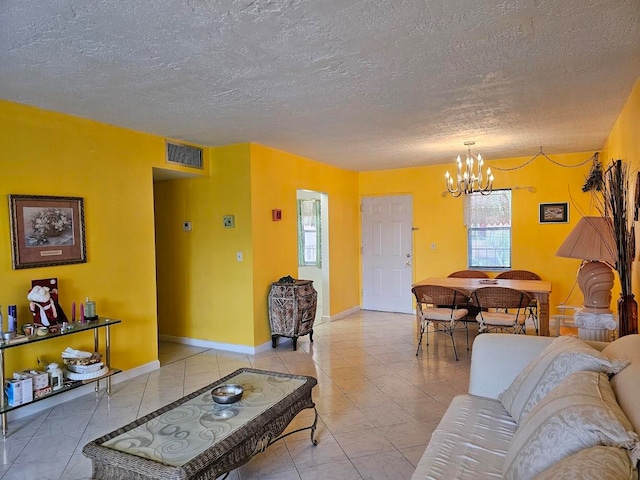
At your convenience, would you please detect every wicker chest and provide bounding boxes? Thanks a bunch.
[268,280,317,350]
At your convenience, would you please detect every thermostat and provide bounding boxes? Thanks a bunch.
[223,215,235,228]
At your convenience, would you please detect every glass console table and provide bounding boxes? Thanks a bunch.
[0,317,121,436]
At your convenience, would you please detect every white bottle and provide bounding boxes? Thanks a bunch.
[47,363,63,391]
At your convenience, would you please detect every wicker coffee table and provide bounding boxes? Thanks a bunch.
[83,368,318,480]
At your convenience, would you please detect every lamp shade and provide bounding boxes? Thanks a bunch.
[556,216,616,313]
[555,216,616,264]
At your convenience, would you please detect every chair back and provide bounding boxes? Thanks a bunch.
[495,270,541,281]
[447,270,489,279]
[472,286,532,310]
[412,285,468,308]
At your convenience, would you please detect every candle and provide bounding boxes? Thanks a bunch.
[71,302,76,322]
[80,303,84,323]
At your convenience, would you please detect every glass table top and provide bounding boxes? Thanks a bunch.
[102,370,306,466]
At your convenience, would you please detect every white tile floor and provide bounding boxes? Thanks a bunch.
[0,311,477,479]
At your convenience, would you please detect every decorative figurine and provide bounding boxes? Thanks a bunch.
[27,285,58,326]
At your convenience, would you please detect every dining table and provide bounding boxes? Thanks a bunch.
[412,277,553,336]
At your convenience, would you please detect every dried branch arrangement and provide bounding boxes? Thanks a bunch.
[602,159,636,297]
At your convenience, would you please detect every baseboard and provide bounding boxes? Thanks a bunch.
[329,306,360,321]
[158,334,272,355]
[7,360,161,422]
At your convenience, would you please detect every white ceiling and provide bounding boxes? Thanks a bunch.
[2,1,639,172]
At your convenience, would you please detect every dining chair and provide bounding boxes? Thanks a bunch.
[412,285,469,360]
[447,270,490,278]
[495,270,541,334]
[447,270,488,333]
[472,286,533,334]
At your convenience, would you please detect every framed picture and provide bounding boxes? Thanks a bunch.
[539,202,569,224]
[8,195,86,269]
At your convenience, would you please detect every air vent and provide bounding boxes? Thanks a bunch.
[166,142,203,169]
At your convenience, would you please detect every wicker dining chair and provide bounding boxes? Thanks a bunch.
[496,270,541,334]
[472,286,533,334]
[447,270,488,330]
[412,285,469,360]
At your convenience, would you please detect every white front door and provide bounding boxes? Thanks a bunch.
[361,195,413,313]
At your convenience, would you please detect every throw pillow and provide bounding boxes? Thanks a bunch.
[602,334,640,436]
[499,335,628,423]
[532,446,637,480]
[503,371,640,480]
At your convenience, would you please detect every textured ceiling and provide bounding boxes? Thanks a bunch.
[1,1,640,172]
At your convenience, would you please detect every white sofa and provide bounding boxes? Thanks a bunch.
[411,333,640,479]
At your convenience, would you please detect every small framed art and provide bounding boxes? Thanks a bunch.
[8,194,86,269]
[539,202,569,224]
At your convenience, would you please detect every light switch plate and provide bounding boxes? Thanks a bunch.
[223,215,235,228]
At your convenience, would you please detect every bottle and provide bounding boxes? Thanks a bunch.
[7,305,17,333]
[85,297,97,320]
[47,363,63,391]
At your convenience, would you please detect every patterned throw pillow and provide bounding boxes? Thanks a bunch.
[499,335,628,423]
[532,446,638,480]
[503,371,640,480]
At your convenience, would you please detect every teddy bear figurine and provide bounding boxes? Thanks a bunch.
[28,285,58,326]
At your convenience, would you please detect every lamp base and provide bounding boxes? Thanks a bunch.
[578,261,614,314]
[574,309,616,342]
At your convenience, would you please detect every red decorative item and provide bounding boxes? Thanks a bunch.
[28,278,67,326]
[27,285,58,326]
[618,294,638,337]
[272,209,282,221]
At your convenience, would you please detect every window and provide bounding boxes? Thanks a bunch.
[465,189,511,269]
[297,199,321,267]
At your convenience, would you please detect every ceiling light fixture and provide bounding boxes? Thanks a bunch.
[445,141,494,197]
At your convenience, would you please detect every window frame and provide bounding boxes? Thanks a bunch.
[466,189,512,270]
[297,198,322,267]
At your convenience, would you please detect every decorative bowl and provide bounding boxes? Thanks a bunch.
[2,331,16,341]
[211,384,244,404]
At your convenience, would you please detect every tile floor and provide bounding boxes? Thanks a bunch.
[0,310,478,480]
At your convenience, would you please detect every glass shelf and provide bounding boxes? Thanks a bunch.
[0,368,122,415]
[0,318,121,350]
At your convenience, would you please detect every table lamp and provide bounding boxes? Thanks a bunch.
[555,216,616,313]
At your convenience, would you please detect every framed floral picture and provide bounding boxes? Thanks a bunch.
[539,202,569,224]
[8,195,86,269]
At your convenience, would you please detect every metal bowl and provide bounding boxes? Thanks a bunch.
[211,384,244,404]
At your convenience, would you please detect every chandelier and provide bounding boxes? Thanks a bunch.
[445,141,494,197]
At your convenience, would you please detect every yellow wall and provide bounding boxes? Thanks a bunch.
[0,100,203,373]
[359,151,600,310]
[154,142,360,347]
[249,144,360,344]
[603,79,640,298]
[154,144,256,346]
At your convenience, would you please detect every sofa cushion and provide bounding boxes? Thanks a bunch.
[532,446,638,480]
[499,335,628,423]
[603,334,640,436]
[411,394,517,480]
[503,371,640,480]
